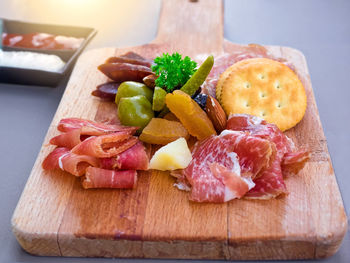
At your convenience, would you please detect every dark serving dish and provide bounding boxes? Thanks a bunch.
[0,18,97,86]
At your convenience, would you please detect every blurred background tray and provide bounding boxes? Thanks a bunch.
[0,18,96,86]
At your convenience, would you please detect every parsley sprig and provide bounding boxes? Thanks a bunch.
[151,52,197,92]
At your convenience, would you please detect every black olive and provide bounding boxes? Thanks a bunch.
[193,93,208,110]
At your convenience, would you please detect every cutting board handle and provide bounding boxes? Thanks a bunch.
[153,0,224,54]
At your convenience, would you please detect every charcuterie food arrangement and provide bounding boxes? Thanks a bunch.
[43,46,309,203]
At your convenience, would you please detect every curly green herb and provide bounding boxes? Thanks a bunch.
[151,52,197,92]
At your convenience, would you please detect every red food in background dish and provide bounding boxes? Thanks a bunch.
[2,32,84,50]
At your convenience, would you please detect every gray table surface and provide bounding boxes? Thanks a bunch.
[0,0,349,262]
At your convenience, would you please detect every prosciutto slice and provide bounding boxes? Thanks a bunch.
[183,130,272,202]
[226,114,294,159]
[209,163,251,199]
[100,142,149,170]
[50,125,137,149]
[226,114,309,199]
[244,157,287,199]
[282,151,310,177]
[82,167,137,189]
[50,129,85,149]
[220,130,273,178]
[71,133,138,158]
[42,147,99,176]
[57,117,136,133]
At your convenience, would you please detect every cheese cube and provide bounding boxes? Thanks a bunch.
[149,138,192,171]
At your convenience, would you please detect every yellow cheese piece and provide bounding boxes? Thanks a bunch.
[149,138,192,171]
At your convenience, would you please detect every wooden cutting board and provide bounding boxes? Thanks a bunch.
[12,0,347,260]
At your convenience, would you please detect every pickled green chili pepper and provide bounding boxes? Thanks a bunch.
[117,95,154,133]
[180,55,214,96]
[115,81,153,105]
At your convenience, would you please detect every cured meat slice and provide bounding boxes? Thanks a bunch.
[42,147,70,170]
[209,163,254,200]
[42,147,99,176]
[226,114,309,199]
[71,133,138,158]
[227,114,309,174]
[82,167,137,189]
[185,136,238,202]
[50,124,137,149]
[50,129,84,149]
[184,130,271,202]
[209,45,270,77]
[220,130,272,179]
[100,142,149,170]
[170,170,191,191]
[227,114,294,160]
[57,117,137,133]
[282,151,310,177]
[244,157,287,199]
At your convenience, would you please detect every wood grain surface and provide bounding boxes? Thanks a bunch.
[11,0,347,260]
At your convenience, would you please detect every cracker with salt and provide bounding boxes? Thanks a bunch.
[220,58,307,131]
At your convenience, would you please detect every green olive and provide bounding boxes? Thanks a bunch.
[115,81,153,105]
[117,95,154,133]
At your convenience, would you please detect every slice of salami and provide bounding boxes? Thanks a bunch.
[226,114,309,199]
[282,151,310,177]
[244,156,287,199]
[184,130,271,202]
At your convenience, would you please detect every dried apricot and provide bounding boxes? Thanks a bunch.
[165,90,216,140]
[163,112,179,122]
[139,118,189,145]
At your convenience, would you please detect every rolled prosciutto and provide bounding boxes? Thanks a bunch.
[82,167,137,189]
[71,133,138,158]
[50,129,84,149]
[57,117,137,133]
[100,142,149,170]
[42,147,99,176]
[50,125,137,149]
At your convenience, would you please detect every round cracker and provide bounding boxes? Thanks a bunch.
[216,59,252,101]
[220,58,307,131]
[216,68,230,101]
